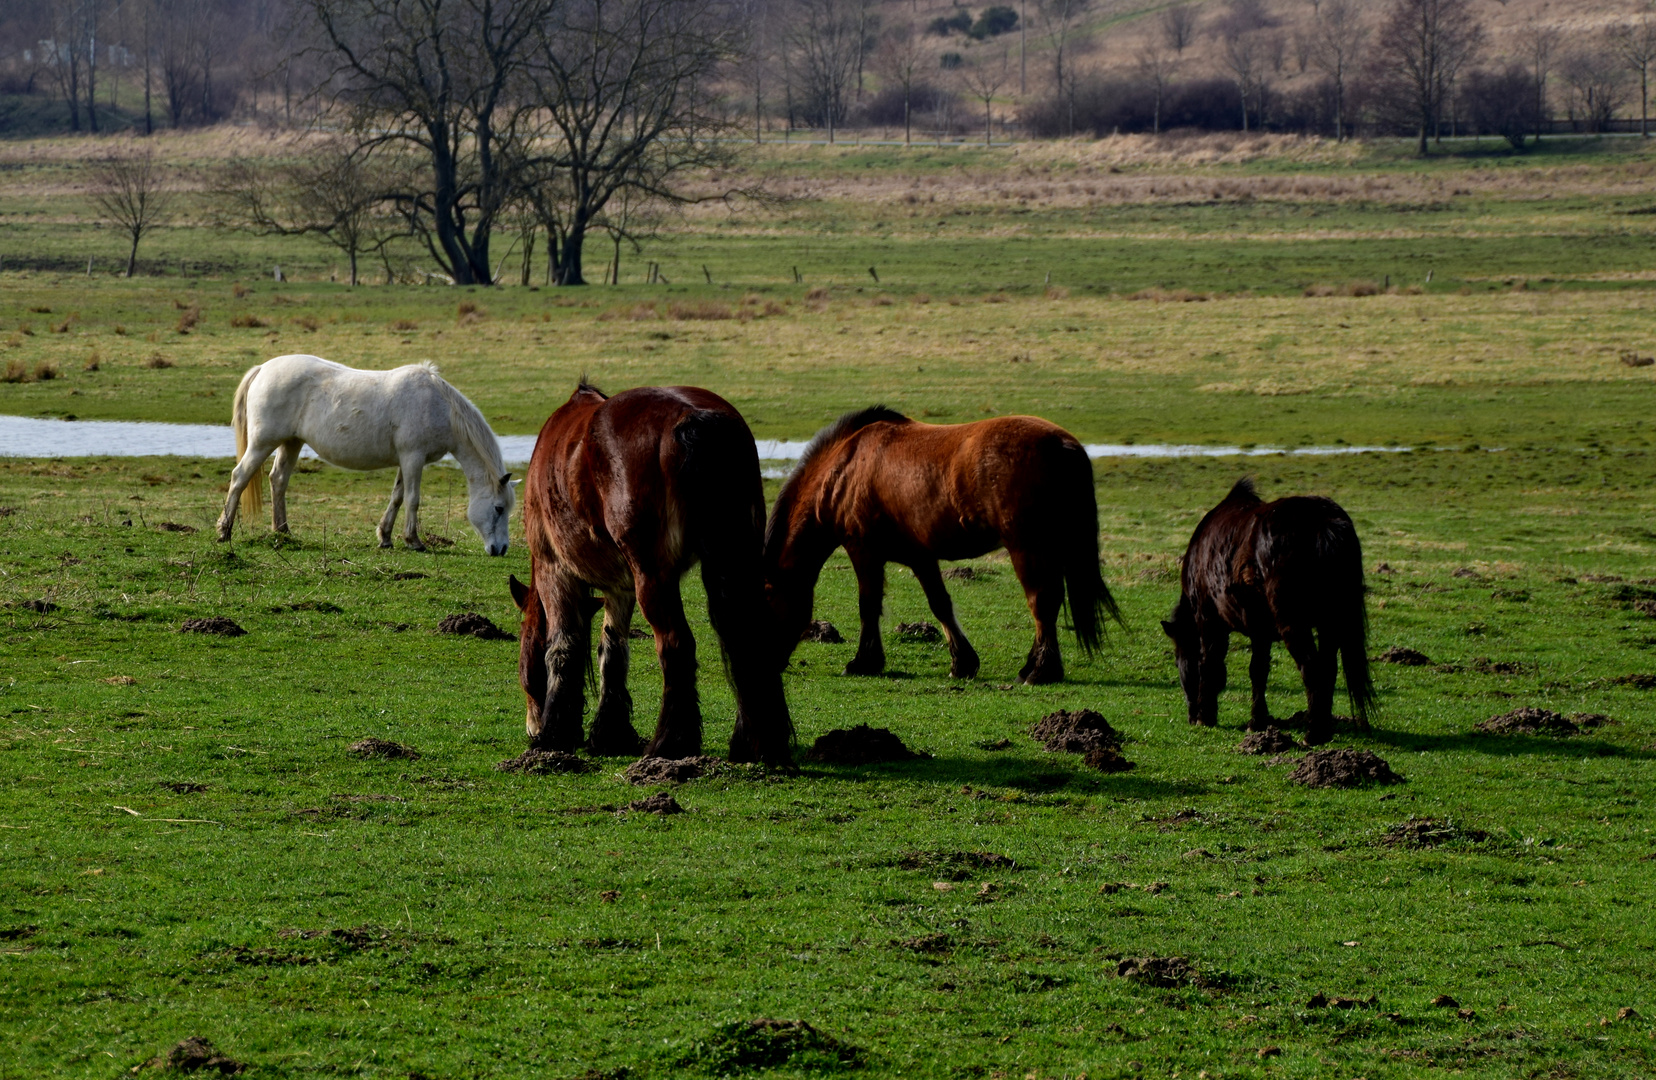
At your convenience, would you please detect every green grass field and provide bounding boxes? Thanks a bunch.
[2,131,1655,1078]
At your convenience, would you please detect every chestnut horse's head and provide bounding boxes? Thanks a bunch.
[508,573,549,736]
[1161,596,1201,723]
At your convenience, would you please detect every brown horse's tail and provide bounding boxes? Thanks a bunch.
[233,364,263,521]
[1320,513,1376,724]
[675,409,796,765]
[1060,441,1121,656]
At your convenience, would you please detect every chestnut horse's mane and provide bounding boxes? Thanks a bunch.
[766,405,909,549]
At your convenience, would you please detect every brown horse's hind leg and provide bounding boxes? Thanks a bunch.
[636,571,702,759]
[1011,550,1065,684]
[843,548,888,676]
[912,561,979,679]
[588,591,643,756]
[1284,626,1337,745]
[1246,636,1274,731]
[529,572,591,752]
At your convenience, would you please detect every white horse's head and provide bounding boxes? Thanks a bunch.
[469,471,518,557]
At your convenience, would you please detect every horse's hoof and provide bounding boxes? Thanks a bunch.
[950,654,981,680]
[586,727,644,758]
[405,540,426,552]
[1020,665,1064,686]
[378,539,393,549]
[643,736,702,760]
[528,733,582,754]
[1303,727,1334,747]
[842,655,885,676]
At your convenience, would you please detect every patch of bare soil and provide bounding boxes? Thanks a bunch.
[347,737,420,760]
[895,849,1017,880]
[436,612,514,640]
[628,792,683,814]
[1571,713,1617,728]
[1471,657,1529,676]
[1031,708,1125,753]
[1289,748,1403,788]
[157,521,198,533]
[1612,673,1656,689]
[624,755,725,785]
[1378,817,1490,848]
[1114,955,1225,990]
[180,617,245,636]
[896,621,941,642]
[1474,708,1581,736]
[140,1036,243,1074]
[1238,727,1300,754]
[1375,646,1432,666]
[799,619,843,644]
[495,749,592,774]
[1083,746,1136,773]
[804,724,920,765]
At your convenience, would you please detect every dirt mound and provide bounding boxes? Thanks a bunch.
[1613,673,1656,689]
[1375,646,1432,666]
[1635,600,1656,618]
[1474,708,1580,736]
[1379,817,1490,848]
[1115,955,1223,990]
[628,792,683,814]
[804,725,920,765]
[141,1036,243,1074]
[799,619,844,643]
[624,755,723,785]
[1471,657,1528,676]
[1571,712,1617,728]
[157,521,198,533]
[1081,746,1134,772]
[180,617,245,636]
[677,1019,863,1073]
[1290,748,1402,788]
[1031,709,1125,753]
[1238,727,1300,754]
[495,749,592,774]
[436,612,514,640]
[894,849,1016,879]
[347,738,420,761]
[896,621,941,642]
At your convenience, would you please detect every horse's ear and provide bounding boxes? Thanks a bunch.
[508,574,532,611]
[1160,619,1178,638]
[500,471,512,487]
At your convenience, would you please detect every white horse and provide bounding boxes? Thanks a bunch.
[216,355,517,555]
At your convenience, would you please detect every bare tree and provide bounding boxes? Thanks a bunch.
[1609,2,1656,137]
[90,149,174,277]
[1559,45,1626,132]
[1375,0,1484,155]
[958,40,1010,145]
[1160,3,1196,54]
[1036,0,1091,135]
[1221,29,1269,131]
[876,21,926,144]
[787,0,862,142]
[1136,38,1179,134]
[736,0,780,142]
[1514,14,1560,141]
[1309,0,1367,140]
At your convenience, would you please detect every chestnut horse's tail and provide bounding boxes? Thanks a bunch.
[1320,513,1376,724]
[1060,441,1121,655]
[233,364,263,521]
[674,409,796,763]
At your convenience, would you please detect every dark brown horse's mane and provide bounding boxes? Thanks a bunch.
[575,376,609,399]
[1222,475,1261,505]
[766,405,909,549]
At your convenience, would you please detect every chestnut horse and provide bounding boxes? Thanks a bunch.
[1162,478,1375,745]
[764,407,1119,684]
[508,383,793,765]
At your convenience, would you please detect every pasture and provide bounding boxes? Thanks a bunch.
[2,131,1656,1078]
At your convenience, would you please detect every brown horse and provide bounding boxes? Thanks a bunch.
[507,382,793,765]
[1162,478,1375,745]
[763,407,1119,684]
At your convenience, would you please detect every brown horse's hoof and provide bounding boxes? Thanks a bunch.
[529,732,582,754]
[950,652,981,679]
[642,734,702,760]
[1302,727,1335,747]
[586,726,644,758]
[842,655,886,677]
[1019,667,1064,686]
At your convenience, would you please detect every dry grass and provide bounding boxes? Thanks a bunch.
[231,281,252,299]
[144,354,174,369]
[3,359,31,383]
[229,313,267,329]
[390,319,419,331]
[1127,287,1210,303]
[175,306,201,333]
[667,300,735,321]
[83,351,100,372]
[34,361,58,380]
[293,315,320,332]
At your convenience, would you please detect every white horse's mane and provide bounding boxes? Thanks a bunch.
[430,370,504,479]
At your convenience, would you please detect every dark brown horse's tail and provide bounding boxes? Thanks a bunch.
[675,409,796,764]
[1320,514,1376,723]
[1060,441,1121,656]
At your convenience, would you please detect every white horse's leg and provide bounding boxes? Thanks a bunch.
[268,438,303,534]
[216,440,280,542]
[399,454,427,551]
[377,469,406,548]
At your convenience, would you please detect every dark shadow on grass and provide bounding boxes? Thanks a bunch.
[798,755,1207,799]
[1343,728,1653,762]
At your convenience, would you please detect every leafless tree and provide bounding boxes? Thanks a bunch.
[787,0,862,141]
[1036,0,1091,135]
[958,40,1011,145]
[90,149,175,277]
[735,0,780,142]
[1514,14,1560,141]
[1136,38,1179,134]
[1309,0,1367,140]
[1609,2,1656,137]
[876,21,926,144]
[1160,3,1196,54]
[1559,45,1626,132]
[47,0,102,132]
[1222,29,1270,131]
[1374,0,1484,154]
[851,0,879,101]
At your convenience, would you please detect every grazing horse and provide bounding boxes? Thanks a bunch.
[507,382,793,765]
[216,355,515,555]
[1162,478,1375,745]
[764,407,1119,685]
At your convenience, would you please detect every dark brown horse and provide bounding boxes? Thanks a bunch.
[507,382,793,765]
[764,407,1119,684]
[1162,478,1375,745]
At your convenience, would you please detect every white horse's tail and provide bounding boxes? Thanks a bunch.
[234,364,264,521]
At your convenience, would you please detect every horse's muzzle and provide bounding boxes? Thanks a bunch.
[485,543,508,557]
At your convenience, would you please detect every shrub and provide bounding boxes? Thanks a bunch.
[928,9,972,35]
[968,5,1017,38]
[863,83,962,127]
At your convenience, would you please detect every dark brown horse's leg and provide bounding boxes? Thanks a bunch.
[588,591,643,756]
[1283,627,1336,745]
[843,547,888,676]
[636,572,702,759]
[530,572,590,752]
[1011,551,1065,684]
[1246,636,1274,731]
[911,560,979,679]
[1196,626,1229,727]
